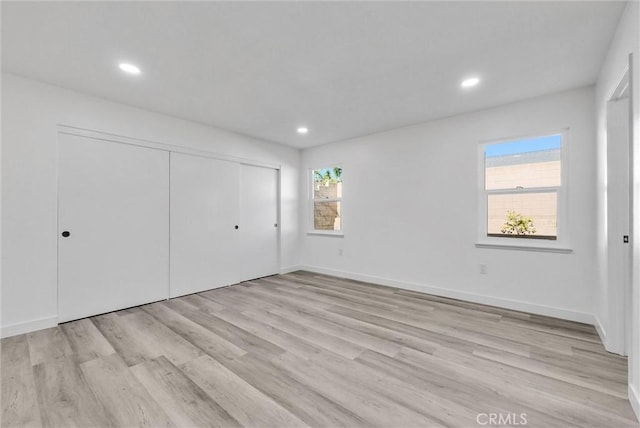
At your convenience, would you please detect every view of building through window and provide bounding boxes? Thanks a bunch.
[312,167,342,231]
[485,134,561,239]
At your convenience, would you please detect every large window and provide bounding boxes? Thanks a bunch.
[481,133,564,242]
[310,166,342,233]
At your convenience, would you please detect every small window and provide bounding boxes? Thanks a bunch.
[310,167,342,233]
[481,134,563,241]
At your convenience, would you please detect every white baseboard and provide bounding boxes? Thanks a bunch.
[577,311,626,356]
[594,315,608,347]
[1,315,58,338]
[280,265,303,274]
[0,266,596,338]
[297,265,595,325]
[630,384,640,423]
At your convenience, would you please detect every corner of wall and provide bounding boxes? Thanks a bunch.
[593,314,608,350]
[629,384,640,423]
[280,265,303,274]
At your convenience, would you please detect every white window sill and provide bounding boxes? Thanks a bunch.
[475,241,572,254]
[307,231,344,237]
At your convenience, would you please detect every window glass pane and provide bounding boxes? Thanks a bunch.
[313,167,342,199]
[485,135,561,190]
[487,192,557,239]
[314,201,341,231]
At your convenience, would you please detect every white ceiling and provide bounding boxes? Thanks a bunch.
[1,1,626,149]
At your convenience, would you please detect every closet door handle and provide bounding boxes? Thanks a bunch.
[235,225,239,230]
[62,231,71,237]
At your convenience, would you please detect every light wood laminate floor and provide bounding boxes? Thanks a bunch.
[2,271,638,427]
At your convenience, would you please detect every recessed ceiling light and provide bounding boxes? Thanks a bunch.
[461,77,480,88]
[297,127,309,134]
[119,63,141,75]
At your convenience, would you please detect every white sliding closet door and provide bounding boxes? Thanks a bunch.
[240,164,279,281]
[170,153,241,297]
[58,134,169,323]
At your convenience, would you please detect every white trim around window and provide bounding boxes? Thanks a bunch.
[308,165,344,236]
[476,129,572,253]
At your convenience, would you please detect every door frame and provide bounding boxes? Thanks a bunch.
[605,59,633,355]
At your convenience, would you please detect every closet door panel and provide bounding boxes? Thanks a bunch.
[240,164,279,281]
[170,153,240,297]
[58,134,169,323]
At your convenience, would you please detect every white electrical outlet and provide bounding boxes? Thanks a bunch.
[479,264,488,274]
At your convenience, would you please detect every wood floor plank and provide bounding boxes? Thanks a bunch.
[285,271,397,295]
[327,304,483,354]
[27,327,74,366]
[213,308,327,359]
[261,275,407,308]
[131,356,241,428]
[277,300,441,355]
[237,282,333,312]
[221,352,368,427]
[181,354,309,428]
[242,308,366,359]
[141,301,247,363]
[355,349,570,427]
[398,345,638,424]
[33,360,115,427]
[340,304,542,357]
[247,282,452,346]
[400,347,636,427]
[530,346,627,383]
[165,298,286,358]
[379,308,540,356]
[270,305,403,357]
[570,334,628,356]
[529,313,598,333]
[200,287,281,312]
[473,344,628,399]
[91,312,160,366]
[572,346,628,369]
[60,318,116,364]
[270,351,444,427]
[271,279,400,311]
[252,282,397,315]
[280,348,482,427]
[211,286,285,312]
[80,353,175,427]
[180,293,226,312]
[389,306,575,356]
[499,315,601,343]
[273,274,448,315]
[1,335,42,427]
[394,287,529,320]
[118,310,204,366]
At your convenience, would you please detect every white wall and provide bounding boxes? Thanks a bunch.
[301,86,597,323]
[595,0,640,419]
[1,73,301,337]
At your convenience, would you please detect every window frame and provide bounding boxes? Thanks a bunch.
[476,129,572,253]
[308,165,344,236]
